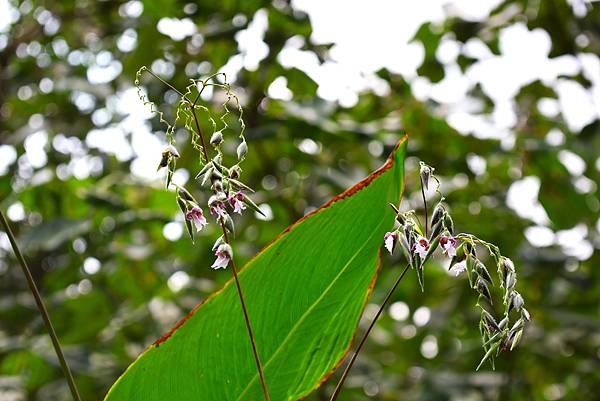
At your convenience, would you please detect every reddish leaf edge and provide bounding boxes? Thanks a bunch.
[154,134,407,347]
[299,136,408,400]
[105,134,408,399]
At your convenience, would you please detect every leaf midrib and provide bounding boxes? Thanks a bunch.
[235,221,384,401]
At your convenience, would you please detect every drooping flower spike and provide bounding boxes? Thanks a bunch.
[378,162,529,372]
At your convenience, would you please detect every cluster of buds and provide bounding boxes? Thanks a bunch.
[151,74,263,270]
[384,199,455,291]
[452,237,530,369]
[383,162,530,369]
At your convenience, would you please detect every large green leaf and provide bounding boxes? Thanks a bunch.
[104,137,407,401]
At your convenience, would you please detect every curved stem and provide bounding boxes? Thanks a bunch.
[220,223,271,401]
[329,263,411,401]
[188,102,210,164]
[420,176,428,237]
[0,210,82,401]
[144,69,185,97]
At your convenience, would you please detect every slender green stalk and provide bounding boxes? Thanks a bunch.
[329,263,411,401]
[188,97,271,401]
[0,210,82,401]
[420,176,428,236]
[221,224,271,401]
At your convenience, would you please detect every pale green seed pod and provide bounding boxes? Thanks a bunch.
[210,130,223,146]
[420,162,431,190]
[229,165,241,179]
[431,203,445,227]
[237,141,248,161]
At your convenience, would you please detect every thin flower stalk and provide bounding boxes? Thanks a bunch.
[330,161,529,400]
[0,210,82,401]
[136,68,270,401]
[328,263,410,401]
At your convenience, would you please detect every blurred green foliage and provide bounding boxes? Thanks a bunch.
[0,1,598,401]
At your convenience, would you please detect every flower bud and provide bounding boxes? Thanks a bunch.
[399,235,413,265]
[229,165,241,179]
[211,180,223,192]
[213,153,223,166]
[195,162,212,179]
[177,187,195,202]
[505,270,516,290]
[430,220,444,239]
[477,278,492,304]
[476,260,492,283]
[481,309,499,332]
[444,214,454,234]
[176,197,188,215]
[510,328,523,351]
[504,257,515,271]
[510,291,524,312]
[211,168,223,181]
[223,213,235,234]
[403,223,414,250]
[210,130,223,146]
[237,141,248,161]
[208,193,226,205]
[395,213,406,226]
[431,203,445,227]
[212,235,225,251]
[163,144,180,158]
[201,167,213,186]
[157,152,170,171]
[500,257,515,282]
[420,162,431,190]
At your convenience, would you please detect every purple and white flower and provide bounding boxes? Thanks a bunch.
[228,191,246,214]
[208,196,227,219]
[414,236,430,259]
[185,206,208,232]
[384,231,399,254]
[212,243,233,269]
[449,260,467,276]
[440,235,458,258]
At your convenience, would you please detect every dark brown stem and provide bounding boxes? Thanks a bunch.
[187,93,269,401]
[420,176,428,237]
[0,210,82,401]
[329,263,411,401]
[188,103,210,164]
[220,223,271,401]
